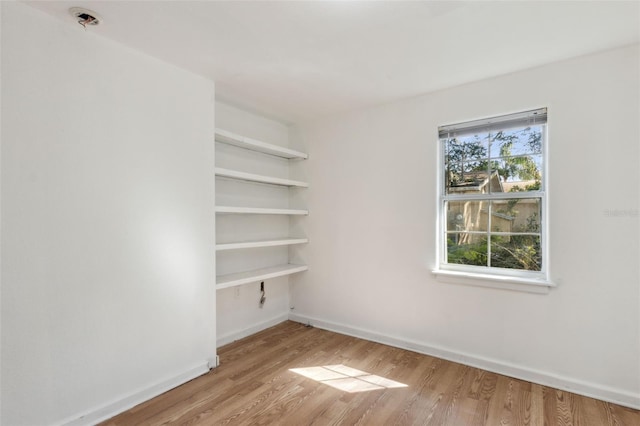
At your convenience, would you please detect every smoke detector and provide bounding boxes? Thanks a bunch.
[69,7,102,28]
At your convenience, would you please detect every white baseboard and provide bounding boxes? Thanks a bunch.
[57,363,210,426]
[217,313,289,348]
[289,313,640,410]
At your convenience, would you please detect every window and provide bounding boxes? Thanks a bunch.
[436,108,550,288]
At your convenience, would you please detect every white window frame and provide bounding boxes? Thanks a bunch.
[433,108,553,292]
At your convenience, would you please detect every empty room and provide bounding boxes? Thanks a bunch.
[1,1,639,425]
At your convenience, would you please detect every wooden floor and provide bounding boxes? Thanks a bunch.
[104,321,639,425]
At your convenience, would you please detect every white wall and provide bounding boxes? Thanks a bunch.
[1,3,216,425]
[290,45,640,408]
[215,102,297,346]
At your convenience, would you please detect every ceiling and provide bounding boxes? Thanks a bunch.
[25,1,640,124]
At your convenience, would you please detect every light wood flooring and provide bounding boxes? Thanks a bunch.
[103,321,639,425]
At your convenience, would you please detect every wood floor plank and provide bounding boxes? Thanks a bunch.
[543,385,559,426]
[485,374,512,425]
[366,350,437,425]
[384,357,444,424]
[448,395,481,426]
[556,390,574,426]
[530,384,544,426]
[103,321,640,426]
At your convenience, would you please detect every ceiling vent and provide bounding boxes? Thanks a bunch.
[69,7,102,28]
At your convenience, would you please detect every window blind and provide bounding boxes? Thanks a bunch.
[438,108,547,138]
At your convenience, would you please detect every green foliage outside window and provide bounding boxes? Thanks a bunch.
[447,210,542,271]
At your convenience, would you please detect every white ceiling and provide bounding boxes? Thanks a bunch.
[25,1,640,124]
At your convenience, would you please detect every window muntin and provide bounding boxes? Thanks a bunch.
[439,109,547,280]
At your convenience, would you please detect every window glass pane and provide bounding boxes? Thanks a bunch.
[488,125,543,157]
[446,200,489,232]
[445,135,489,194]
[490,199,541,233]
[490,235,541,271]
[446,199,489,266]
[489,154,542,193]
[446,235,488,267]
[445,135,488,162]
[445,136,488,167]
[446,161,492,194]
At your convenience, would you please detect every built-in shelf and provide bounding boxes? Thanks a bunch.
[214,128,309,295]
[216,238,308,251]
[216,264,309,289]
[215,128,308,160]
[215,167,308,188]
[215,206,308,215]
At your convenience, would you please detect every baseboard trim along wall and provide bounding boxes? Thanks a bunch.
[217,313,290,348]
[57,363,210,426]
[288,313,640,410]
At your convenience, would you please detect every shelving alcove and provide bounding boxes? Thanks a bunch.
[214,128,308,290]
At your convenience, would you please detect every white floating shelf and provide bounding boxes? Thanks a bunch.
[215,167,308,188]
[216,264,308,289]
[215,206,308,215]
[215,128,308,160]
[216,238,308,251]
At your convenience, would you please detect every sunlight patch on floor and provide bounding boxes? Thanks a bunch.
[289,364,408,393]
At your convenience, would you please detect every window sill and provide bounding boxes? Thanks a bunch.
[432,269,554,294]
